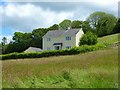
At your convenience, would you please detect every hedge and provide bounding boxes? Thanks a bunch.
[1,44,107,60]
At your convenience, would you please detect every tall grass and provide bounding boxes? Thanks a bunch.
[2,46,118,88]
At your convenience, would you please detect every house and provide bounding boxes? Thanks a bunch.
[42,28,84,51]
[24,47,43,52]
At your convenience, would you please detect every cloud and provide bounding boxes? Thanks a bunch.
[0,35,12,44]
[2,3,74,33]
[1,1,119,43]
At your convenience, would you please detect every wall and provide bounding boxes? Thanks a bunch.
[43,35,76,51]
[76,28,84,46]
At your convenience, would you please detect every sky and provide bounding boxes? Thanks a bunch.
[0,0,119,43]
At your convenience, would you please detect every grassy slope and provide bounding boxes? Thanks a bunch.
[98,33,119,45]
[2,33,119,88]
[2,46,118,88]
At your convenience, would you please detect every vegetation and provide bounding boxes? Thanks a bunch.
[87,12,117,36]
[1,44,106,60]
[98,33,119,45]
[112,18,120,34]
[59,19,71,30]
[71,20,82,29]
[1,11,119,54]
[2,46,118,88]
[1,33,119,60]
[79,31,98,46]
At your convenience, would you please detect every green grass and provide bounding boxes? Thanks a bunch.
[2,46,118,88]
[2,33,119,88]
[98,33,119,45]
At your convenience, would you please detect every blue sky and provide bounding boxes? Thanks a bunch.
[0,0,119,43]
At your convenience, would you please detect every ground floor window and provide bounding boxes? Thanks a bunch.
[47,47,50,50]
[66,46,71,49]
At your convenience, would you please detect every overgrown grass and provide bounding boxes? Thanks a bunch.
[98,33,119,45]
[2,46,118,88]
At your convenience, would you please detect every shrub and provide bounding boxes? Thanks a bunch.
[79,31,98,46]
[1,44,106,60]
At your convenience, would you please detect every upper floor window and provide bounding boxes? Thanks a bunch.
[66,36,71,41]
[47,38,51,41]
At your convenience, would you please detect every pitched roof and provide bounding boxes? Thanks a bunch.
[24,47,43,52]
[43,28,81,38]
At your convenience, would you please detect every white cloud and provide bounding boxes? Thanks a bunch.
[2,3,74,32]
[0,35,12,44]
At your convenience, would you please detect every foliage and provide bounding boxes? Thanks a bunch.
[79,32,98,46]
[31,28,48,48]
[4,32,33,54]
[1,44,106,60]
[71,20,82,29]
[48,24,59,30]
[87,12,117,36]
[2,37,7,45]
[59,19,71,30]
[82,21,92,33]
[112,18,120,34]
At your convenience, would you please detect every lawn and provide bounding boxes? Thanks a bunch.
[2,46,118,88]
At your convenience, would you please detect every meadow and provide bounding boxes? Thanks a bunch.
[2,33,119,88]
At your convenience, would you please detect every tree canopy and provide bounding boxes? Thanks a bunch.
[59,19,71,30]
[87,12,117,36]
[71,20,82,29]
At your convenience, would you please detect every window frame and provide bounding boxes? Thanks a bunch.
[66,46,71,49]
[47,47,50,50]
[66,36,71,41]
[47,38,51,41]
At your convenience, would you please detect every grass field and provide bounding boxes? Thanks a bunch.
[2,46,118,88]
[98,33,119,45]
[2,33,119,88]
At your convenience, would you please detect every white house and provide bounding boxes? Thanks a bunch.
[42,28,84,51]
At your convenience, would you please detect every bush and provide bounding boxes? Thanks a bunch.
[1,44,106,60]
[79,31,98,46]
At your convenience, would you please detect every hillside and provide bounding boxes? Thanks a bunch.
[2,46,118,88]
[98,33,119,45]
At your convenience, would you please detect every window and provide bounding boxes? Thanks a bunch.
[66,36,71,40]
[47,38,51,41]
[47,47,50,50]
[66,46,71,49]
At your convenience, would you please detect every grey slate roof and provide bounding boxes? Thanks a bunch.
[43,29,81,38]
[24,47,43,52]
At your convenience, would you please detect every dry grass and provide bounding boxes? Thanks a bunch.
[2,46,118,88]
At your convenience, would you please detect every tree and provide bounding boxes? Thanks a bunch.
[112,18,120,34]
[82,21,92,33]
[87,12,117,36]
[71,20,82,29]
[2,37,7,45]
[13,32,32,43]
[31,28,48,48]
[48,24,59,30]
[79,31,98,46]
[3,32,33,53]
[59,19,71,30]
